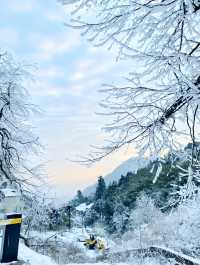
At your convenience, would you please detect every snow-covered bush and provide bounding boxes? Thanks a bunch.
[128,194,163,230]
[112,202,129,234]
[122,194,164,248]
[83,207,98,227]
[123,193,200,255]
[22,196,52,235]
[29,233,87,264]
[93,222,107,238]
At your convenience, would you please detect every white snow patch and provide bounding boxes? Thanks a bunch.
[1,189,20,197]
[76,203,93,212]
[19,243,56,265]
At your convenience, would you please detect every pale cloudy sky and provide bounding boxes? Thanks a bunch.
[0,0,134,202]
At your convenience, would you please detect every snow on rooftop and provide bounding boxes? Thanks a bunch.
[76,203,93,212]
[1,188,20,197]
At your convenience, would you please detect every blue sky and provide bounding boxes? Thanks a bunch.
[0,0,134,202]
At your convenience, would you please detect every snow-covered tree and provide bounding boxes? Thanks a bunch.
[84,207,98,226]
[112,201,129,234]
[60,0,200,188]
[128,194,162,230]
[122,193,200,252]
[23,195,51,235]
[0,51,40,192]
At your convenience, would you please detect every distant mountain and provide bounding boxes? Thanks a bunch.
[83,157,148,196]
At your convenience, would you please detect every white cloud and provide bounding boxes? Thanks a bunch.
[26,71,99,97]
[6,0,35,13]
[36,66,65,79]
[70,60,95,81]
[70,71,85,81]
[46,1,76,22]
[70,58,113,82]
[27,80,65,97]
[68,78,100,96]
[46,9,66,23]
[46,12,64,22]
[0,27,19,46]
[30,31,80,61]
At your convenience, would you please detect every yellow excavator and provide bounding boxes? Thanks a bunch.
[82,235,105,252]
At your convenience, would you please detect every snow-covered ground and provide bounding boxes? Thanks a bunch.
[19,243,109,265]
[19,244,56,265]
[18,243,178,265]
[13,229,178,265]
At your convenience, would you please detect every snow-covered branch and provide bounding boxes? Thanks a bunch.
[60,0,200,167]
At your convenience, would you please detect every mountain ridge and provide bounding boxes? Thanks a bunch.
[83,157,148,196]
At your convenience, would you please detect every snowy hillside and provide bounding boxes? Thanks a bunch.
[83,157,148,195]
[16,232,179,265]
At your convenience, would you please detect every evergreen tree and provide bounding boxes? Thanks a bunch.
[95,176,106,200]
[77,190,85,204]
[70,190,86,207]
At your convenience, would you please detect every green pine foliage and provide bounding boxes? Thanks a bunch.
[70,190,87,207]
[95,176,106,200]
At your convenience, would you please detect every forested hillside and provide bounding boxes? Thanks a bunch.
[83,157,148,196]
[72,143,198,234]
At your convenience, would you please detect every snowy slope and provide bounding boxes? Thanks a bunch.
[19,243,113,265]
[83,157,148,195]
[15,230,179,265]
[19,243,56,265]
[17,243,179,265]
[17,243,178,265]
